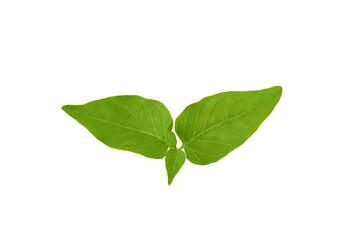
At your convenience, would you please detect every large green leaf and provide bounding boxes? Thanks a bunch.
[165,148,186,185]
[175,86,282,165]
[62,95,176,159]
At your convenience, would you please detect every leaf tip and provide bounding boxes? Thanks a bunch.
[272,85,282,94]
[61,105,69,112]
[167,172,175,185]
[270,86,283,102]
[168,178,173,186]
[62,104,77,114]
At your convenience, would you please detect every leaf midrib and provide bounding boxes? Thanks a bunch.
[183,94,275,147]
[71,109,168,144]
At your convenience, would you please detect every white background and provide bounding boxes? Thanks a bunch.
[1,1,359,239]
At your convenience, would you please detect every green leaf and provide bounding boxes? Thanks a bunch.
[165,148,186,185]
[175,86,282,165]
[62,95,176,159]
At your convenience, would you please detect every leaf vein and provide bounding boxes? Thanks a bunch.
[72,109,167,144]
[184,94,274,147]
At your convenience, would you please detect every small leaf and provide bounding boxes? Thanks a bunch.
[165,148,186,185]
[62,95,176,159]
[175,86,282,165]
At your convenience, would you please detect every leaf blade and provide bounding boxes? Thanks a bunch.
[165,148,186,185]
[175,86,282,165]
[62,95,176,159]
